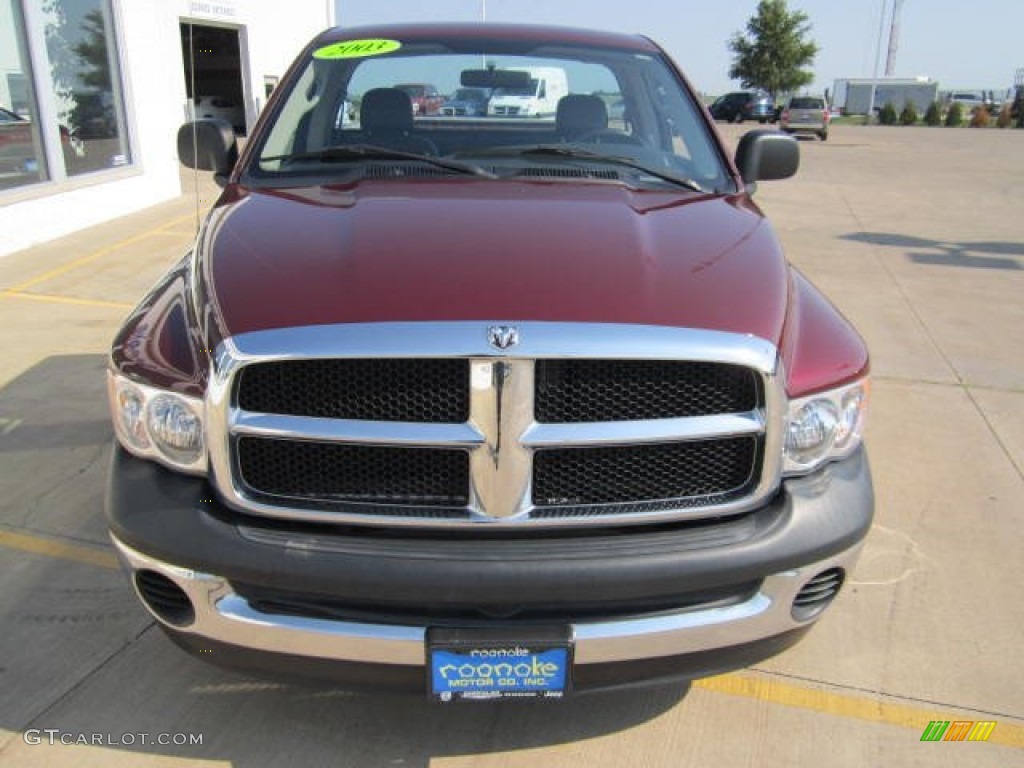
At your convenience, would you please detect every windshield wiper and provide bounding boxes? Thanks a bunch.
[262,144,497,179]
[455,144,709,193]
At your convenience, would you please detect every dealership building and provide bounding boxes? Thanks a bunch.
[0,0,334,256]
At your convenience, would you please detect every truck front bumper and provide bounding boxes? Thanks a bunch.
[107,447,873,693]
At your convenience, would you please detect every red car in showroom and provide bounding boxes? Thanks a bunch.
[107,23,872,702]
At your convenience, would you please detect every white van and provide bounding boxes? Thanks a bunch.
[487,67,568,118]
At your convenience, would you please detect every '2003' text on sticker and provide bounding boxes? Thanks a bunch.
[313,39,402,60]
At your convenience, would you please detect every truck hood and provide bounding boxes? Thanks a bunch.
[199,181,790,345]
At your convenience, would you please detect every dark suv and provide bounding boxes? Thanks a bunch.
[710,91,776,123]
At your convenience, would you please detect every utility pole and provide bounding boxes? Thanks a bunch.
[866,0,889,123]
[885,0,905,77]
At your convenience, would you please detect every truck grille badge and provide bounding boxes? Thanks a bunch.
[487,325,519,350]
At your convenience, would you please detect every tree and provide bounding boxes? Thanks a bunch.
[996,103,1012,128]
[945,102,964,127]
[878,102,898,125]
[899,101,918,125]
[728,0,818,99]
[70,10,116,139]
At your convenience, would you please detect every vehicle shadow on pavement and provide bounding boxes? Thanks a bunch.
[841,232,1024,270]
[27,628,691,766]
[0,355,690,765]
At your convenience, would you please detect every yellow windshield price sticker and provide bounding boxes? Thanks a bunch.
[313,39,402,60]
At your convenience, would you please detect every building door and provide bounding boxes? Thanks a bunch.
[180,23,246,135]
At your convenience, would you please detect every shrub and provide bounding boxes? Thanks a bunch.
[923,101,942,126]
[996,103,1012,128]
[969,106,990,128]
[899,101,918,125]
[945,102,964,127]
[878,101,898,125]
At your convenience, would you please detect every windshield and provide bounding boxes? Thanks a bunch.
[252,32,731,192]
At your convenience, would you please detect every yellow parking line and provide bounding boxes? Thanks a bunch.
[0,529,118,570]
[7,212,195,293]
[1,290,133,310]
[148,229,194,237]
[0,524,1020,747]
[697,673,1024,748]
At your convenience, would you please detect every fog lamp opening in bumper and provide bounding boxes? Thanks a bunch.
[135,569,195,626]
[791,567,845,622]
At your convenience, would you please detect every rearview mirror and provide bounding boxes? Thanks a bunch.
[734,130,799,185]
[177,119,238,182]
[461,68,531,90]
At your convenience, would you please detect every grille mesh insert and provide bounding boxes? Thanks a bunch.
[237,359,469,423]
[238,437,469,507]
[535,360,759,423]
[533,437,758,507]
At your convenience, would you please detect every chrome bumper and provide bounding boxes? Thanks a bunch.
[112,535,862,666]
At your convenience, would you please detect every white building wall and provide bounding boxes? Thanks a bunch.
[0,0,332,258]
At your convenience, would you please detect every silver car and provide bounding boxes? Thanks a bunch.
[780,96,829,141]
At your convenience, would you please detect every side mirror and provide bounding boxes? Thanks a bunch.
[177,119,237,182]
[734,130,799,185]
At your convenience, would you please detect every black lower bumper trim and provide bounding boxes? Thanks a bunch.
[106,446,873,613]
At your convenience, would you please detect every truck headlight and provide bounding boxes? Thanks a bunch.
[783,378,868,475]
[107,371,206,474]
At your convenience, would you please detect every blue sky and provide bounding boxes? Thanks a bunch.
[333,1,1023,96]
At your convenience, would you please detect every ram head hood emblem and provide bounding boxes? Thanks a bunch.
[487,325,519,350]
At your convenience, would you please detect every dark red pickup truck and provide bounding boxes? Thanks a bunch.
[106,23,872,701]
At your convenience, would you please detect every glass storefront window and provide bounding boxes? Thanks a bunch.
[42,0,131,175]
[1,0,47,191]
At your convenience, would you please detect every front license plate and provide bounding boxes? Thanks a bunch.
[427,627,572,702]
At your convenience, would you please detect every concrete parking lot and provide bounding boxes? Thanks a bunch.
[0,125,1022,766]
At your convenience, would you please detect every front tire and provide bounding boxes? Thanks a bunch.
[819,130,829,141]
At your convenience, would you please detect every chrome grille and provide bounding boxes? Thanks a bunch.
[237,436,469,507]
[535,359,759,422]
[237,358,468,422]
[532,437,759,507]
[209,322,783,529]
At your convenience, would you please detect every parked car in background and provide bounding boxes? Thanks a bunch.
[709,90,776,123]
[440,87,489,117]
[487,66,568,118]
[946,91,986,115]
[0,105,82,179]
[395,83,443,115]
[0,106,34,175]
[780,96,830,141]
[191,96,246,134]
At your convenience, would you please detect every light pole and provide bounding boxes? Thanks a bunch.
[866,0,888,124]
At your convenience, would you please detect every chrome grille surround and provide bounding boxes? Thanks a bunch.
[206,322,786,529]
